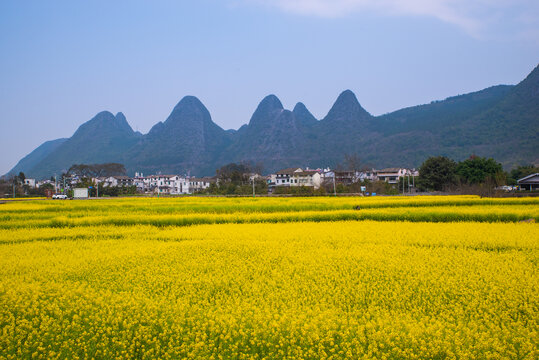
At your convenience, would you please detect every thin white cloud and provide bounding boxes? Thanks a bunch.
[245,0,539,39]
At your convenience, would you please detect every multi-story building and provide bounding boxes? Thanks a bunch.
[134,173,214,194]
[376,168,412,184]
[290,170,322,189]
[133,173,149,192]
[189,177,215,192]
[274,168,303,187]
[23,178,36,188]
[103,176,134,187]
[148,175,190,194]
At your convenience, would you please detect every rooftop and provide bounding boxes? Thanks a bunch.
[378,168,403,173]
[276,167,303,175]
[517,173,539,184]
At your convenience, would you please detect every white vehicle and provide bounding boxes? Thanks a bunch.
[52,193,68,199]
[496,185,516,192]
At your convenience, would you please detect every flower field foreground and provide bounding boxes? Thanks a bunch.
[0,196,538,359]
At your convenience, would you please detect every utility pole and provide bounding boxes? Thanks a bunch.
[333,172,337,196]
[252,177,255,198]
[13,181,15,198]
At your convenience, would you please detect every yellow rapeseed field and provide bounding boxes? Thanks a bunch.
[0,196,537,359]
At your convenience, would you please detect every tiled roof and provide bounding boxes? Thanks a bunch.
[276,167,302,175]
[378,168,402,173]
[518,173,539,184]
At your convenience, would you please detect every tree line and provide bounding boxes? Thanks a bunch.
[417,155,538,194]
[2,156,536,198]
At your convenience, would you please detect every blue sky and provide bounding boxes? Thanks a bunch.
[1,0,538,175]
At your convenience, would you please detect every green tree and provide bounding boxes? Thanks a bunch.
[456,156,503,185]
[417,156,457,191]
[38,183,54,196]
[507,165,539,185]
[216,163,252,186]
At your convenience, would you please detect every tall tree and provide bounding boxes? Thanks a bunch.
[418,156,457,191]
[344,153,364,172]
[456,156,503,185]
[216,162,253,185]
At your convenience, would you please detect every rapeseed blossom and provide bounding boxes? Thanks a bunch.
[0,196,537,359]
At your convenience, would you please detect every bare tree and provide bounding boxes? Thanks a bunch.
[344,153,363,172]
[68,163,127,178]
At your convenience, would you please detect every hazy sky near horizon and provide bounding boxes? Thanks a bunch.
[1,0,538,175]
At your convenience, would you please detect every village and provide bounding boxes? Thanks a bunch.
[11,155,539,199]
[19,166,422,197]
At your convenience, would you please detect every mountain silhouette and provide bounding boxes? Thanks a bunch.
[8,64,538,178]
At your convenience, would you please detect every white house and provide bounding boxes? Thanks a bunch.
[134,175,191,194]
[376,168,411,184]
[36,179,55,188]
[173,176,191,194]
[518,173,539,191]
[274,168,303,186]
[189,177,214,192]
[148,175,187,194]
[133,174,149,192]
[155,175,176,194]
[356,170,378,182]
[23,178,36,188]
[103,176,133,187]
[291,170,322,189]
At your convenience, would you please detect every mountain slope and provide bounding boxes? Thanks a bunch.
[27,112,138,178]
[297,90,373,167]
[9,64,539,178]
[351,84,518,168]
[223,95,309,171]
[292,102,318,127]
[373,85,514,135]
[457,64,539,166]
[320,90,372,126]
[361,65,538,168]
[126,96,231,175]
[7,138,67,177]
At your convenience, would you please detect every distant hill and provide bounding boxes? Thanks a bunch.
[364,66,538,168]
[8,64,538,179]
[126,96,231,176]
[7,138,67,177]
[22,111,139,178]
[223,95,310,171]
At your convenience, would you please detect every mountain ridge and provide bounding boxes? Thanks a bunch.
[8,65,539,179]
